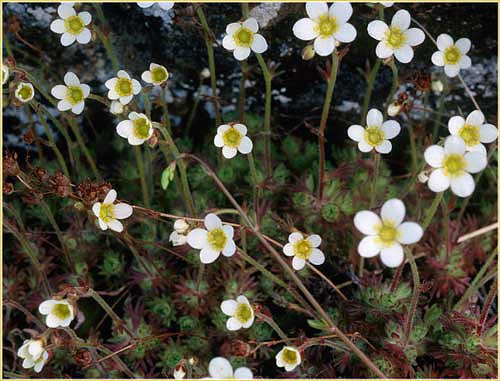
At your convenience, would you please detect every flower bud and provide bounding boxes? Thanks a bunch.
[174,219,189,234]
[110,100,124,115]
[431,79,444,94]
[418,171,429,183]
[201,68,211,79]
[387,102,402,117]
[169,231,187,246]
[173,363,186,379]
[301,45,315,61]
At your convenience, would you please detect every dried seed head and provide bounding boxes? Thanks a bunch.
[3,151,20,177]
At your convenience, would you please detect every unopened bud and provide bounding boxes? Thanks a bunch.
[201,68,210,79]
[431,79,444,94]
[387,102,402,117]
[301,45,315,61]
[169,231,187,246]
[173,364,186,380]
[418,171,429,183]
[110,100,124,115]
[174,219,189,234]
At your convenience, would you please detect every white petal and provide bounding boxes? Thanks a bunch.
[78,11,92,25]
[334,23,357,43]
[46,314,62,328]
[158,2,175,11]
[468,143,487,156]
[51,85,67,99]
[222,35,237,51]
[103,189,117,204]
[367,20,388,41]
[76,28,91,44]
[428,169,450,192]
[444,135,466,155]
[376,41,394,59]
[105,78,117,90]
[358,140,373,152]
[293,18,319,41]
[38,300,56,314]
[236,295,250,305]
[98,219,108,231]
[444,64,460,78]
[288,232,303,243]
[57,99,72,111]
[354,211,381,235]
[424,145,445,168]
[381,198,405,225]
[221,300,238,316]
[132,79,141,94]
[455,38,471,54]
[448,116,465,135]
[61,33,76,47]
[223,225,234,239]
[375,140,392,154]
[436,33,454,51]
[464,151,487,173]
[380,243,404,267]
[347,125,365,142]
[314,36,335,56]
[358,236,381,258]
[187,228,208,249]
[306,234,321,247]
[234,367,253,380]
[81,84,90,97]
[459,55,471,69]
[92,202,101,217]
[227,317,243,331]
[226,22,241,35]
[214,133,224,147]
[329,2,353,24]
[234,123,247,135]
[117,70,130,79]
[217,124,231,134]
[251,34,268,54]
[238,136,253,154]
[58,3,76,19]
[397,222,423,244]
[233,47,251,61]
[450,173,475,198]
[406,28,425,46]
[141,71,153,83]
[128,135,145,146]
[200,247,220,264]
[394,45,414,64]
[209,357,233,379]
[391,9,411,31]
[292,256,306,270]
[309,249,325,265]
[466,110,485,127]
[114,203,133,219]
[50,19,65,34]
[222,240,236,257]
[283,243,294,256]
[431,51,444,66]
[107,219,123,232]
[366,108,383,127]
[479,124,498,143]
[306,2,328,19]
[381,120,400,139]
[18,341,30,358]
[204,213,222,230]
[71,102,85,115]
[243,18,259,33]
[222,146,238,158]
[64,72,79,86]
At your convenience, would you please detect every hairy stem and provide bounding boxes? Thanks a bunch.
[403,248,420,346]
[255,53,273,177]
[421,192,444,230]
[383,60,399,118]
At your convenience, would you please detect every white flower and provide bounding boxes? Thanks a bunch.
[367,9,425,63]
[17,339,49,373]
[214,123,253,158]
[49,3,91,46]
[347,108,401,154]
[221,295,254,331]
[169,231,187,246]
[50,72,90,115]
[110,100,124,115]
[431,34,471,78]
[447,110,497,156]
[222,18,268,61]
[116,112,154,145]
[2,64,9,85]
[92,189,133,232]
[15,82,35,103]
[105,70,141,105]
[379,2,394,7]
[354,198,423,268]
[137,2,174,11]
[38,299,75,328]
[292,2,357,56]
[174,219,189,234]
[387,102,403,117]
[424,135,487,197]
[283,232,325,271]
[275,346,301,372]
[207,357,253,379]
[186,213,236,264]
[141,63,169,86]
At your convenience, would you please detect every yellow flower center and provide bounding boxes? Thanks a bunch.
[18,84,33,101]
[364,126,385,147]
[375,220,399,247]
[222,127,242,148]
[115,78,133,97]
[99,203,115,223]
[133,117,152,139]
[52,303,71,320]
[151,66,168,84]
[207,228,227,251]
[293,239,312,260]
[66,85,84,105]
[234,27,254,47]
[282,348,298,365]
[443,153,466,178]
[443,45,461,65]
[64,15,85,35]
[315,14,338,37]
[458,124,480,147]
[386,27,407,49]
[235,303,252,323]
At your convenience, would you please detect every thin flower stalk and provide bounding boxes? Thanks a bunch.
[402,248,421,347]
[478,278,498,336]
[134,146,150,208]
[421,192,444,230]
[255,53,273,177]
[255,311,289,341]
[383,59,399,118]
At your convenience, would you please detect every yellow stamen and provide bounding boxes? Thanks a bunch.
[364,126,385,147]
[66,85,84,105]
[443,45,461,65]
[207,228,227,251]
[99,203,115,223]
[64,15,85,35]
[385,27,407,49]
[375,220,399,247]
[234,27,254,48]
[115,78,133,97]
[133,117,152,139]
[293,239,312,260]
[151,66,168,84]
[314,14,338,37]
[235,303,252,323]
[52,303,71,320]
[282,348,298,364]
[458,124,480,147]
[222,127,242,148]
[443,153,466,178]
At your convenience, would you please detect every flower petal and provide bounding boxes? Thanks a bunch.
[448,116,465,135]
[238,136,253,154]
[450,173,475,198]
[468,143,487,156]
[114,203,133,219]
[221,300,238,316]
[243,18,259,33]
[444,135,466,155]
[479,124,498,143]
[103,189,117,204]
[444,64,460,78]
[107,219,123,232]
[226,22,241,35]
[61,33,76,47]
[347,125,365,142]
[375,140,392,154]
[234,367,253,380]
[50,19,65,34]
[205,213,222,230]
[334,22,357,43]
[234,123,247,135]
[455,38,471,54]
[214,133,224,147]
[46,314,63,328]
[292,256,306,270]
[406,28,425,46]
[380,243,404,268]
[76,28,91,44]
[78,11,92,25]
[141,70,153,83]
[227,317,242,331]
[464,151,487,173]
[391,9,411,31]
[366,108,383,127]
[251,34,268,53]
[233,47,251,61]
[428,169,450,192]
[466,110,485,127]
[306,2,328,19]
[397,222,423,244]
[51,85,67,99]
[57,99,72,111]
[314,36,335,56]
[358,236,381,258]
[283,243,294,256]
[309,249,325,265]
[39,300,56,314]
[71,102,85,115]
[209,357,233,379]
[293,18,318,41]
[354,211,381,235]
[222,240,236,257]
[394,45,414,64]
[381,120,401,139]
[222,146,238,158]
[289,232,303,243]
[431,51,444,66]
[223,225,234,239]
[436,33,454,51]
[92,202,101,217]
[459,55,471,69]
[58,3,76,19]
[381,198,405,226]
[358,140,373,152]
[200,247,220,264]
[187,228,208,249]
[424,145,445,168]
[329,2,353,23]
[376,41,394,59]
[98,219,108,230]
[367,20,389,41]
[306,234,321,247]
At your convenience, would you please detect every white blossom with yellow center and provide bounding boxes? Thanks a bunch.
[214,123,253,159]
[49,3,92,47]
[105,70,142,105]
[354,198,423,268]
[431,34,472,78]
[51,72,90,115]
[222,18,268,61]
[367,9,425,63]
[424,135,487,198]
[348,108,400,154]
[283,232,325,271]
[186,213,235,264]
[447,110,497,155]
[15,82,35,103]
[116,112,154,145]
[38,298,75,328]
[221,295,254,331]
[276,346,301,372]
[293,2,357,57]
[17,339,49,373]
[141,63,169,86]
[2,64,9,85]
[207,357,253,379]
[92,189,133,232]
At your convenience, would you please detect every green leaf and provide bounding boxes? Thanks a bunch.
[161,163,176,190]
[307,318,329,331]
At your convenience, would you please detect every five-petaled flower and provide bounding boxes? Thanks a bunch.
[348,108,401,153]
[15,82,35,103]
[367,9,425,63]
[276,346,301,372]
[38,299,75,328]
[116,112,154,145]
[17,339,49,373]
[222,18,268,61]
[354,198,423,268]
[293,2,357,56]
[92,189,133,232]
[207,357,253,379]
[105,70,141,105]
[283,232,325,270]
[431,34,472,77]
[424,135,487,197]
[447,110,497,156]
[214,123,253,159]
[50,3,92,47]
[142,63,169,86]
[221,295,255,331]
[187,213,236,264]
[51,72,90,115]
